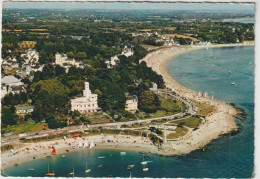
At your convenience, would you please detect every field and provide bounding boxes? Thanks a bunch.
[167,126,189,139]
[173,116,202,128]
[2,120,48,134]
[164,33,197,41]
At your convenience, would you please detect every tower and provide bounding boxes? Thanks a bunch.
[83,82,91,99]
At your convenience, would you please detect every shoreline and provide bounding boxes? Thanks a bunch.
[1,43,252,171]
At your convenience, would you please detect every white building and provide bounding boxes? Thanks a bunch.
[16,106,34,114]
[21,48,39,64]
[105,55,120,68]
[121,46,134,57]
[55,53,84,69]
[71,81,99,113]
[1,75,25,98]
[149,82,158,91]
[125,93,138,112]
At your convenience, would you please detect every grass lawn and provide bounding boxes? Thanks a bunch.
[2,120,48,134]
[191,99,215,116]
[136,94,185,119]
[173,116,202,128]
[164,33,197,41]
[167,126,189,139]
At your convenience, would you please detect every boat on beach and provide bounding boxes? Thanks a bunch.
[89,141,95,149]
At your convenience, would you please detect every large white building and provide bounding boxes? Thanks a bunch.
[71,81,99,113]
[55,53,84,69]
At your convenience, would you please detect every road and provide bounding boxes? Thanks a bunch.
[2,88,197,146]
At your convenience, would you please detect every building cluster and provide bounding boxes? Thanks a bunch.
[55,53,84,71]
[105,46,134,68]
[132,31,176,48]
[1,75,26,98]
[71,81,100,113]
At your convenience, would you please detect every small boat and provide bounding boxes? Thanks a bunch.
[51,148,56,155]
[85,169,91,173]
[27,169,34,171]
[85,160,91,173]
[140,154,148,165]
[69,168,74,177]
[45,164,55,177]
[98,156,105,159]
[143,167,149,171]
[141,161,148,165]
[229,70,232,74]
[231,82,236,85]
[120,152,126,156]
[83,141,89,148]
[78,141,83,148]
[89,141,95,149]
[98,165,104,168]
[62,155,66,158]
[46,156,51,158]
[127,165,135,170]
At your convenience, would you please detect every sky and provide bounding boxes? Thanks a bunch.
[3,1,255,14]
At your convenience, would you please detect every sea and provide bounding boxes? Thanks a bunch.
[3,46,254,178]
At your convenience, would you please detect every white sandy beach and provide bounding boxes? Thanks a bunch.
[2,43,253,170]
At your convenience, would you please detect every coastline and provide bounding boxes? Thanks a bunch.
[1,43,253,171]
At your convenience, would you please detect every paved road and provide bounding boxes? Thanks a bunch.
[2,88,197,146]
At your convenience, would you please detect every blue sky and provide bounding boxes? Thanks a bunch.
[3,2,254,13]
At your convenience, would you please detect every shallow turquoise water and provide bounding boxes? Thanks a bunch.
[4,46,254,178]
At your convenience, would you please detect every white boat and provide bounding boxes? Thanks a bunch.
[127,165,135,170]
[98,156,105,159]
[198,91,201,97]
[140,154,148,165]
[141,161,148,165]
[27,168,34,171]
[229,70,232,74]
[231,82,236,85]
[85,161,91,173]
[143,168,149,171]
[83,141,89,148]
[62,155,66,158]
[69,168,74,177]
[120,152,126,155]
[78,141,83,148]
[89,141,95,149]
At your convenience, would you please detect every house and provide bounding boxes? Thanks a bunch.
[71,81,99,113]
[55,53,84,70]
[21,48,39,64]
[149,82,158,91]
[125,93,138,112]
[16,106,34,114]
[121,46,134,57]
[105,55,120,68]
[1,75,25,98]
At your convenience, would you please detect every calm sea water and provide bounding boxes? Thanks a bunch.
[4,46,254,178]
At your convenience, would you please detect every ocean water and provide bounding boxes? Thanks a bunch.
[3,46,254,178]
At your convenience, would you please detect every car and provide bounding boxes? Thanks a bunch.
[19,138,25,140]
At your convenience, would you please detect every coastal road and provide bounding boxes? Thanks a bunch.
[2,89,197,146]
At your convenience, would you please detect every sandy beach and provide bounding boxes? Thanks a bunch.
[2,43,253,170]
